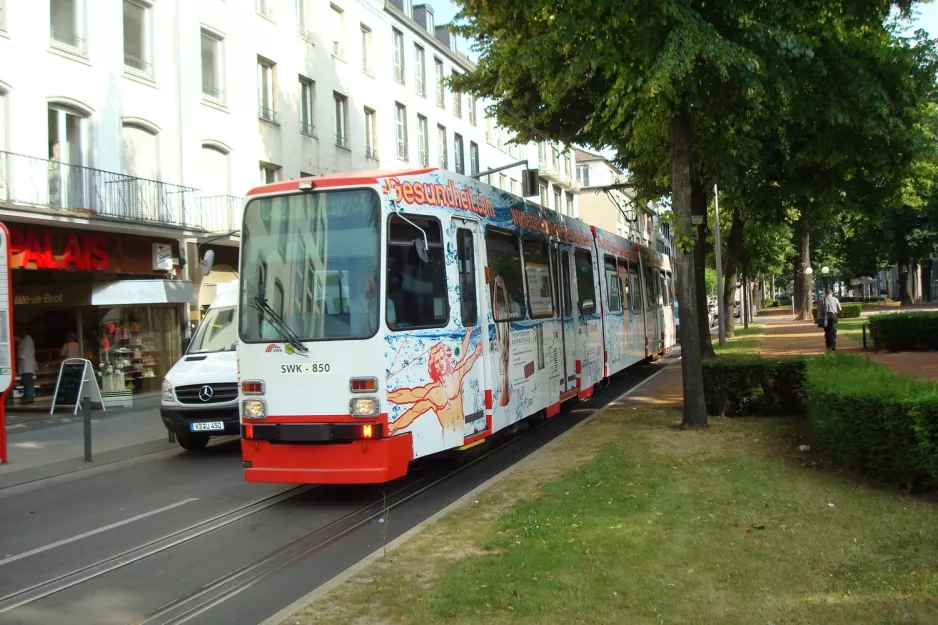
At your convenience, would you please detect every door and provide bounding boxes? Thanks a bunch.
[551,242,577,396]
[453,217,488,444]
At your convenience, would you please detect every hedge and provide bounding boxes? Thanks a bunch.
[702,357,807,417]
[804,355,938,489]
[703,354,938,490]
[840,297,887,304]
[869,312,938,352]
[811,302,862,319]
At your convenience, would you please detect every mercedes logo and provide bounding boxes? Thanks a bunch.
[198,385,214,402]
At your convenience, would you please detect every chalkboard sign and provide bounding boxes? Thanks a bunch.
[55,362,86,407]
[50,358,104,415]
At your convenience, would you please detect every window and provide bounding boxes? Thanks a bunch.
[330,4,345,59]
[468,96,477,126]
[334,93,348,147]
[123,1,150,74]
[553,189,561,214]
[510,178,518,194]
[365,107,377,160]
[51,0,83,51]
[414,45,426,96]
[524,239,553,318]
[0,0,6,31]
[605,256,622,312]
[434,58,445,108]
[437,124,447,169]
[617,259,631,310]
[498,173,506,190]
[259,162,280,185]
[201,29,224,101]
[417,115,429,166]
[469,141,479,175]
[403,0,413,18]
[574,248,596,314]
[577,163,590,187]
[486,116,495,145]
[660,271,670,306]
[392,29,405,84]
[630,269,643,311]
[539,182,548,207]
[200,145,230,201]
[453,133,464,174]
[486,228,525,321]
[559,249,573,317]
[297,0,314,40]
[566,192,575,217]
[395,102,408,161]
[643,265,656,308]
[386,214,448,329]
[425,6,434,31]
[457,229,477,326]
[361,24,373,73]
[299,77,315,136]
[121,122,160,219]
[278,209,290,260]
[452,71,462,118]
[256,0,274,19]
[257,57,277,123]
[47,105,89,209]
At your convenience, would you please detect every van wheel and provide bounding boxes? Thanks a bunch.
[177,433,210,451]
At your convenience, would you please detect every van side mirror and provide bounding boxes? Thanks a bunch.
[201,249,215,275]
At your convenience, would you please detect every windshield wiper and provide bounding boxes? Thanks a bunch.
[249,297,309,354]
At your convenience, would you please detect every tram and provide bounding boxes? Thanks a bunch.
[236,167,675,484]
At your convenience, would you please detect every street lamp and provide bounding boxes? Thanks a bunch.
[804,267,815,315]
[821,266,830,296]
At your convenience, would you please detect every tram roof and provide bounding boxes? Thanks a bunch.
[245,167,438,196]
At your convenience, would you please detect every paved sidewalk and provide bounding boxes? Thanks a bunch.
[757,316,938,381]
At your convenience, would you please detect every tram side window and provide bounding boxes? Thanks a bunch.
[630,270,643,311]
[604,255,621,312]
[486,229,526,321]
[617,259,631,311]
[574,248,596,314]
[660,272,670,306]
[560,250,573,317]
[523,238,553,318]
[387,214,449,329]
[456,229,478,326]
[643,266,656,308]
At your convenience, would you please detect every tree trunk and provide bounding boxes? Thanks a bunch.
[793,209,811,320]
[742,270,749,329]
[669,108,707,429]
[896,227,914,305]
[923,259,933,302]
[691,179,715,359]
[722,207,743,338]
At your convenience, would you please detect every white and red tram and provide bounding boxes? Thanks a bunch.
[236,167,675,484]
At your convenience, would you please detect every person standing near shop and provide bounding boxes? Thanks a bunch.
[61,333,80,360]
[16,327,37,404]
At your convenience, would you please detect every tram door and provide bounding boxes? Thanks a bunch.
[551,242,577,395]
[453,218,489,444]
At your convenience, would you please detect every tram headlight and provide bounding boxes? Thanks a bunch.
[161,379,174,402]
[349,397,379,417]
[242,399,267,420]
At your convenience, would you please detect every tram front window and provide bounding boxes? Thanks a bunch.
[239,189,381,342]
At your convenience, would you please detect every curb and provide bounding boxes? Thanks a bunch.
[258,362,676,625]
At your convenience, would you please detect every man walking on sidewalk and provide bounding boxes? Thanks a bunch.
[819,288,842,351]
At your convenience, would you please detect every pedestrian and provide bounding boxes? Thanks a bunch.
[61,332,80,360]
[16,326,37,404]
[818,288,842,351]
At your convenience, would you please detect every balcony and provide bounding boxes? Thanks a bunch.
[197,194,244,233]
[0,150,207,229]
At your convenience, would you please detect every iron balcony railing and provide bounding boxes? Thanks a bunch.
[365,146,379,161]
[198,194,244,232]
[0,150,207,228]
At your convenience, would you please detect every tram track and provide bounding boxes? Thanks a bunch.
[0,361,662,625]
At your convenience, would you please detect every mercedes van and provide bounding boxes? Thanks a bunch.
[160,280,239,451]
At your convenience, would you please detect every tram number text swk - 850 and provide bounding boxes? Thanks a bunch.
[280,363,332,374]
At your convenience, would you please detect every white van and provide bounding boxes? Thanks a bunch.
[160,280,239,451]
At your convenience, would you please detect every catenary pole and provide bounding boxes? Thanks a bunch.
[713,184,726,346]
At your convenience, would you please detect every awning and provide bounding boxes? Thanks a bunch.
[91,280,197,306]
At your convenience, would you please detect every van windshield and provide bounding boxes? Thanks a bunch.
[188,305,238,354]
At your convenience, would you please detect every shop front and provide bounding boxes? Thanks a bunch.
[7,223,195,409]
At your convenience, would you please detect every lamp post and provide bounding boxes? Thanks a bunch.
[805,266,814,316]
[821,266,830,298]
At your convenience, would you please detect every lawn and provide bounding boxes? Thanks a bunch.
[835,317,868,346]
[713,323,765,356]
[290,407,938,625]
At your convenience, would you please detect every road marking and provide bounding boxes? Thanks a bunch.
[0,498,199,567]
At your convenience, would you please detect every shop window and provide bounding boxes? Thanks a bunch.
[456,229,477,326]
[486,228,525,322]
[386,214,448,329]
[96,306,180,400]
[605,255,621,312]
[574,248,596,314]
[523,238,552,318]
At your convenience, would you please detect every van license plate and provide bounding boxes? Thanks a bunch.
[190,421,224,432]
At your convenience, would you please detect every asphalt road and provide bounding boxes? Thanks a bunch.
[0,359,668,625]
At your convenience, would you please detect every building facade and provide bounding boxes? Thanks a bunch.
[0,0,581,405]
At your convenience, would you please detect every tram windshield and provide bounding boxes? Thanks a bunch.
[239,189,381,342]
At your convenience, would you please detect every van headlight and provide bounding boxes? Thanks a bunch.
[161,379,174,402]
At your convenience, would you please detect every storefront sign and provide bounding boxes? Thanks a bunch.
[152,243,174,271]
[8,228,109,271]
